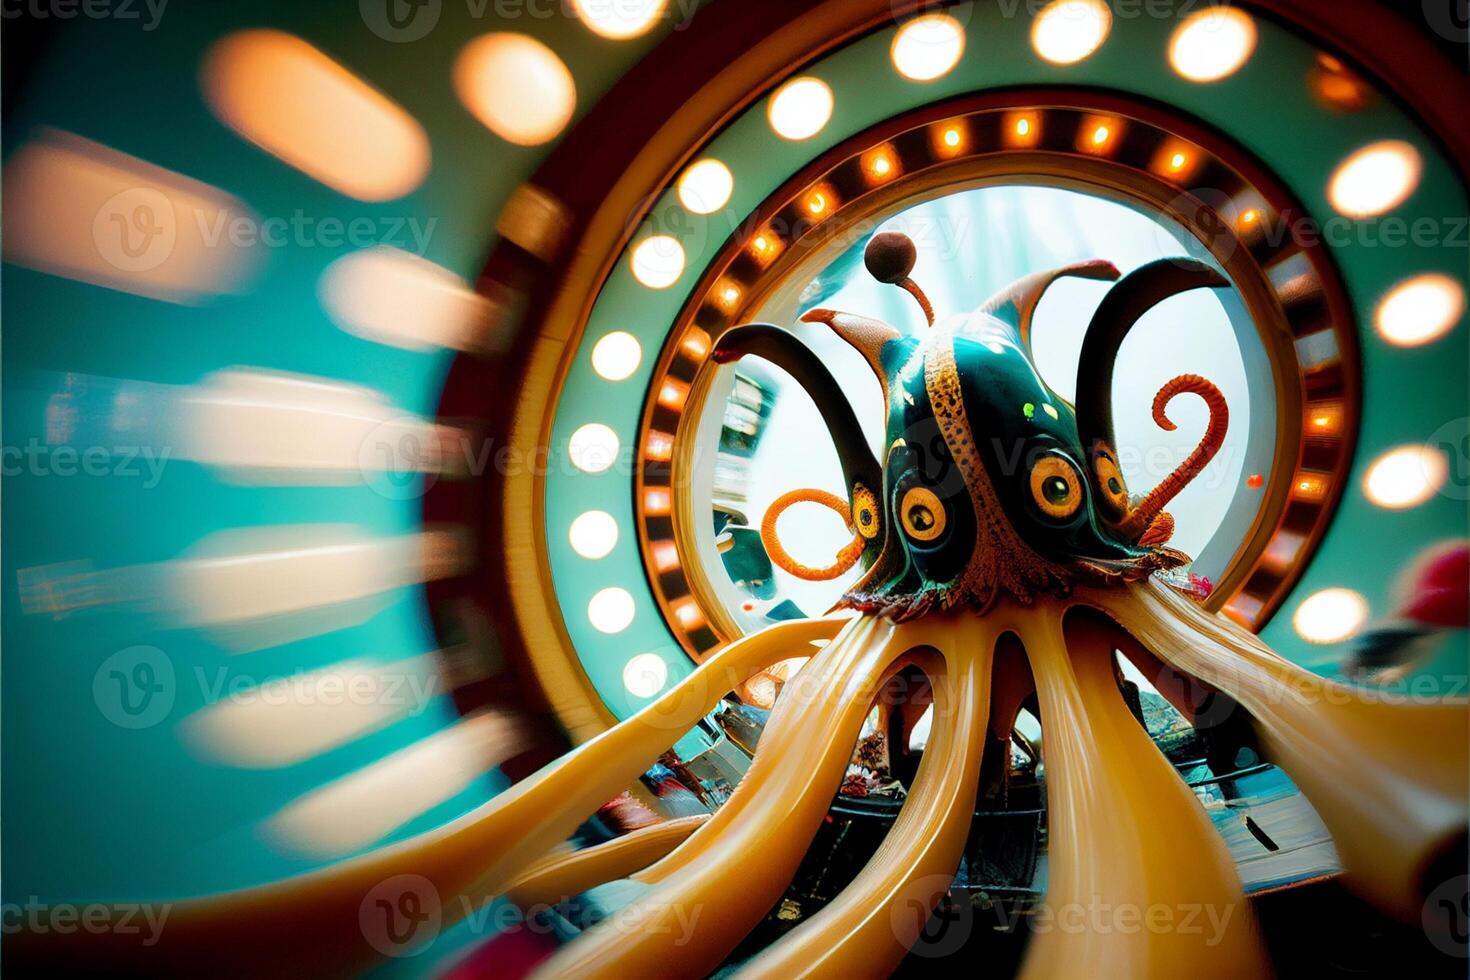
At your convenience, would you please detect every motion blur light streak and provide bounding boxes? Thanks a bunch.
[265,712,528,857]
[179,654,448,768]
[454,33,577,147]
[319,247,501,353]
[168,526,469,648]
[202,30,431,202]
[1,129,260,303]
[176,369,457,484]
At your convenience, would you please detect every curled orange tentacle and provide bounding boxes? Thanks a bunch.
[761,488,865,581]
[1120,375,1228,541]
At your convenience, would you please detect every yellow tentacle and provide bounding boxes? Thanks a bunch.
[738,614,995,979]
[9,615,844,976]
[505,816,709,911]
[533,614,908,979]
[1103,579,1469,920]
[1017,601,1269,980]
[636,616,895,886]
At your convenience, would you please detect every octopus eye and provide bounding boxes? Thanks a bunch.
[899,486,946,542]
[1029,455,1084,521]
[1093,449,1129,518]
[851,485,881,540]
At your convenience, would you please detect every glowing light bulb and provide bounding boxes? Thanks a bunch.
[568,511,618,559]
[454,33,576,147]
[1031,0,1112,66]
[630,235,685,288]
[677,158,733,215]
[1363,445,1447,509]
[1328,141,1422,218]
[622,652,667,697]
[1169,7,1258,82]
[591,331,642,381]
[890,13,965,82]
[768,77,833,141]
[1293,588,1369,644]
[1375,273,1464,347]
[568,423,619,473]
[571,0,667,39]
[588,587,635,634]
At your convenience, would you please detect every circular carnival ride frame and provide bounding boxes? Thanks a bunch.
[487,0,1466,734]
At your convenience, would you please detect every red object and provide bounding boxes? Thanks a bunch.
[443,927,560,979]
[1396,541,1469,629]
[1246,473,1264,489]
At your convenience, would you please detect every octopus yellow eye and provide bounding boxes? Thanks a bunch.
[899,486,946,542]
[851,485,881,540]
[1093,449,1129,517]
[1029,455,1083,520]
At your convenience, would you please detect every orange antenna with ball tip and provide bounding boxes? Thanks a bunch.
[864,231,934,326]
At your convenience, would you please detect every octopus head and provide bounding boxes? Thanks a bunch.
[717,231,1232,619]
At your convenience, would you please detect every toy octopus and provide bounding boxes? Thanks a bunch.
[20,235,1467,979]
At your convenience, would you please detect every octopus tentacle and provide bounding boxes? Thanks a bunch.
[7,615,845,975]
[532,614,913,978]
[637,616,897,887]
[1119,375,1229,541]
[737,614,996,978]
[1098,579,1469,920]
[761,487,866,581]
[505,816,709,911]
[1015,601,1269,979]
